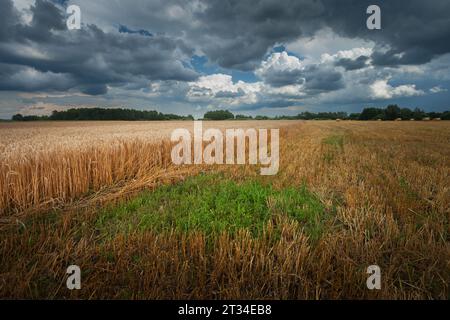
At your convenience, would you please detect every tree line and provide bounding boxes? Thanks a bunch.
[12,108,194,121]
[355,105,449,121]
[10,105,450,121]
[203,106,450,121]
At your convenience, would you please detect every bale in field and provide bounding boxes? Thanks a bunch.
[432,118,442,121]
[395,118,402,121]
[336,119,341,122]
[423,117,431,121]
[410,118,415,121]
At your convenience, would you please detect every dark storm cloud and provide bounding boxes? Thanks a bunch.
[192,0,326,70]
[80,84,108,95]
[323,0,450,66]
[335,56,370,71]
[191,0,450,70]
[0,0,20,42]
[0,0,197,94]
[30,0,66,31]
[0,63,76,91]
[260,69,306,87]
[260,64,344,92]
[303,65,344,91]
[1,0,450,115]
[118,25,153,37]
[215,88,246,98]
[2,0,449,91]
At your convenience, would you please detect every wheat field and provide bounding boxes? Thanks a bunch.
[0,120,448,299]
[0,120,292,215]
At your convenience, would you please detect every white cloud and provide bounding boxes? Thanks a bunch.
[286,28,374,62]
[188,74,260,95]
[370,79,425,99]
[321,47,373,64]
[263,85,306,98]
[256,51,304,76]
[430,86,447,94]
[255,52,308,88]
[187,74,262,107]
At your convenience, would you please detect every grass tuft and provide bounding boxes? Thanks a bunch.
[96,173,328,239]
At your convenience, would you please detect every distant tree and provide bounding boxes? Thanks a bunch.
[400,108,413,120]
[412,108,426,120]
[441,111,450,120]
[384,104,401,120]
[312,112,348,120]
[348,113,361,120]
[359,107,384,120]
[235,114,253,120]
[203,110,235,120]
[10,106,450,122]
[48,108,193,121]
[12,114,24,121]
[11,113,48,121]
[427,112,441,119]
[296,112,313,120]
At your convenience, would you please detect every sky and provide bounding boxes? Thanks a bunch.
[1,0,450,119]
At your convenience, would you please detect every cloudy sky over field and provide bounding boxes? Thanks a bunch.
[1,0,450,118]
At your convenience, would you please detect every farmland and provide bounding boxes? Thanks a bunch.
[0,120,449,299]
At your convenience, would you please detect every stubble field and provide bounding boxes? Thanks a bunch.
[0,120,448,299]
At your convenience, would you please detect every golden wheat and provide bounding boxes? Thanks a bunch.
[0,120,448,299]
[0,120,293,215]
